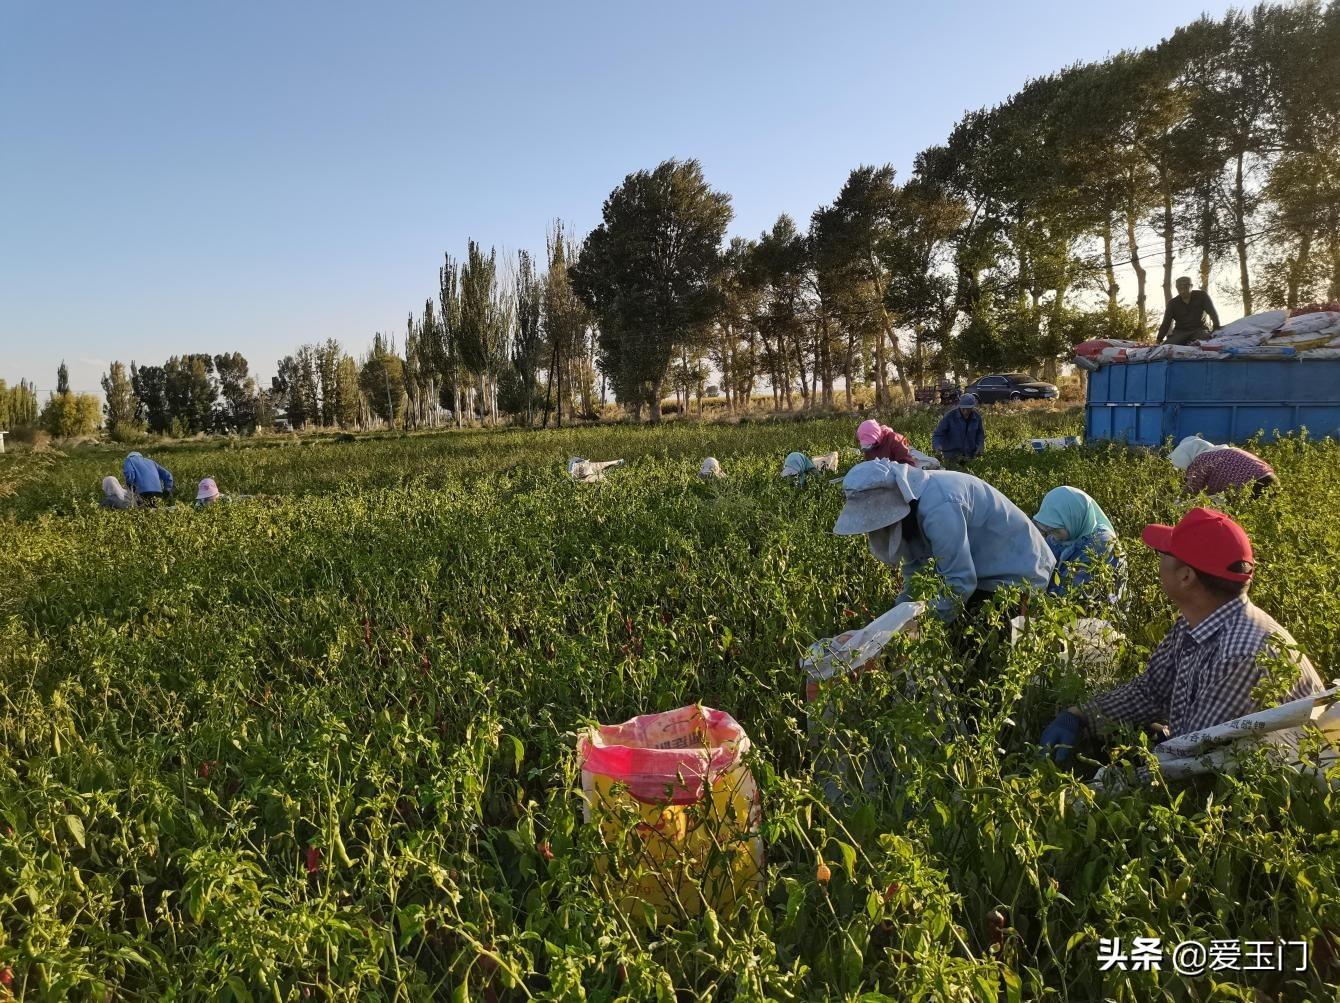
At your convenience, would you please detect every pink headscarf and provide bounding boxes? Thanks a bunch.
[856,419,884,449]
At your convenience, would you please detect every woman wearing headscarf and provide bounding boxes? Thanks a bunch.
[99,476,135,510]
[833,459,1054,620]
[855,419,917,466]
[1169,436,1277,498]
[195,478,253,507]
[1033,486,1127,604]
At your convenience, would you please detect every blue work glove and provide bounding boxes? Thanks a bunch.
[1040,711,1083,763]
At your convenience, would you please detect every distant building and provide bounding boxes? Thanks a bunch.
[273,418,294,432]
[704,384,721,398]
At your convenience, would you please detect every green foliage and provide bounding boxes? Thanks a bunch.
[573,159,732,421]
[38,392,101,438]
[101,361,142,437]
[1,411,1337,998]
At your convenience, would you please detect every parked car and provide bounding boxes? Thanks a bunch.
[964,373,1059,403]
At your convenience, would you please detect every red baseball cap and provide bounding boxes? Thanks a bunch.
[1142,507,1255,582]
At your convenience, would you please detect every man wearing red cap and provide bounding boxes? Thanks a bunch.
[1040,507,1323,760]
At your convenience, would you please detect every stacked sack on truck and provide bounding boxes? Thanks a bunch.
[1074,304,1340,367]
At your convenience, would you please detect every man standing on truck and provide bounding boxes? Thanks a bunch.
[1157,276,1221,345]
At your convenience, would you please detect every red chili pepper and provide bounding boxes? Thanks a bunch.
[0,966,14,988]
[537,841,554,861]
[304,846,322,874]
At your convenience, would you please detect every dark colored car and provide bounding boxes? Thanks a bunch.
[964,372,1059,403]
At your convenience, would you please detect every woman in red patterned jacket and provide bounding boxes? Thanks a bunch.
[1170,436,1278,498]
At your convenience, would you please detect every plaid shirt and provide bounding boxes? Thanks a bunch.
[1085,596,1323,737]
[1185,448,1274,495]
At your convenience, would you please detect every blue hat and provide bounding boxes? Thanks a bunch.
[957,393,979,409]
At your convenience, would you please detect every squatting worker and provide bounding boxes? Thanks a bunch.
[100,476,134,510]
[1169,436,1278,498]
[1157,276,1221,346]
[833,459,1054,621]
[123,451,174,507]
[932,393,985,466]
[856,419,917,466]
[1033,486,1127,606]
[1039,508,1323,760]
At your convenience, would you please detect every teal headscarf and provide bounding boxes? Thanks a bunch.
[1034,486,1115,541]
[782,451,817,484]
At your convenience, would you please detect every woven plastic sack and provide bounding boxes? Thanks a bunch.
[908,447,941,469]
[1025,435,1082,452]
[802,601,925,701]
[568,457,624,482]
[1011,616,1124,674]
[1214,310,1287,339]
[578,705,762,919]
[811,451,839,473]
[1090,689,1340,794]
[698,457,724,479]
[1278,311,1340,335]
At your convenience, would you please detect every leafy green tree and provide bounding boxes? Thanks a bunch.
[437,256,466,427]
[542,222,595,426]
[458,241,508,425]
[708,237,761,412]
[0,379,39,430]
[750,215,810,411]
[101,361,142,437]
[163,354,218,433]
[334,354,362,429]
[56,361,70,395]
[131,364,170,433]
[40,391,101,437]
[212,352,257,431]
[511,250,544,426]
[572,159,731,422]
[358,334,407,427]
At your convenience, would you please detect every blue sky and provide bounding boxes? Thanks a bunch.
[1,1,1238,395]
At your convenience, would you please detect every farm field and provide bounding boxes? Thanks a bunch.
[2,408,1339,1001]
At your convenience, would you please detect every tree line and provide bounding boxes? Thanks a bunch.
[9,2,1340,435]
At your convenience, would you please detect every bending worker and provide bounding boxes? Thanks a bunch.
[123,451,174,507]
[833,459,1054,620]
[1170,436,1277,498]
[1033,486,1127,605]
[1040,508,1322,760]
[932,393,984,465]
[856,419,917,465]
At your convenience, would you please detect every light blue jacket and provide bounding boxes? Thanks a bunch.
[123,452,174,495]
[878,465,1054,616]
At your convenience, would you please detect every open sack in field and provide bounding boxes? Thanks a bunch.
[1090,688,1340,795]
[567,457,625,483]
[1024,435,1083,452]
[1010,616,1125,674]
[908,447,941,469]
[803,601,926,701]
[577,704,762,920]
[781,450,839,484]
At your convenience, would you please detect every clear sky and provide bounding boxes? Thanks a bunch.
[1,1,1238,396]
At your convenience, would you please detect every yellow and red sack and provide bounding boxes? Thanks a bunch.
[577,704,762,921]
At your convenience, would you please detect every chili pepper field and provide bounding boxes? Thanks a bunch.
[2,410,1339,1000]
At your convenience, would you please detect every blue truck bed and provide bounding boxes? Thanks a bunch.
[1084,359,1340,445]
